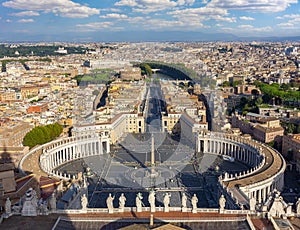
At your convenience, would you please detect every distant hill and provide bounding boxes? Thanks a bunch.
[238,36,300,42]
[1,30,299,43]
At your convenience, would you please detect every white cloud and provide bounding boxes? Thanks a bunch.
[276,14,300,28]
[169,6,235,24]
[115,0,138,7]
[101,8,122,13]
[115,0,195,13]
[143,18,207,30]
[177,0,195,6]
[207,0,297,13]
[10,10,40,17]
[2,0,99,18]
[100,13,128,19]
[76,21,114,32]
[126,16,148,23]
[6,19,12,22]
[169,7,228,16]
[276,14,300,19]
[17,18,34,23]
[211,15,236,22]
[239,16,254,21]
[277,22,295,28]
[238,24,272,32]
[238,24,253,29]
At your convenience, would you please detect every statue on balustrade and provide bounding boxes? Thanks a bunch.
[106,193,114,214]
[191,194,198,213]
[181,193,187,212]
[21,188,38,216]
[49,193,57,211]
[296,198,300,215]
[148,190,156,213]
[163,193,171,212]
[136,192,143,212]
[119,193,126,212]
[219,194,226,212]
[5,197,11,214]
[81,194,88,211]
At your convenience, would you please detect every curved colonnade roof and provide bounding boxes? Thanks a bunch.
[222,137,285,189]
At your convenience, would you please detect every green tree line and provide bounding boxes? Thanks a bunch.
[74,69,116,86]
[134,61,215,89]
[0,45,86,58]
[23,123,63,148]
[254,81,300,103]
[135,63,152,77]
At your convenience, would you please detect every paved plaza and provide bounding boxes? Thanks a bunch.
[56,132,250,209]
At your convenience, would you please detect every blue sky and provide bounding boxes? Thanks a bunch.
[0,0,299,41]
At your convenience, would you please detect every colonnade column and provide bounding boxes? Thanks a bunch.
[107,140,110,153]
[258,189,262,204]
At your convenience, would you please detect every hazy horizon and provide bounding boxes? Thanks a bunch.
[0,0,300,42]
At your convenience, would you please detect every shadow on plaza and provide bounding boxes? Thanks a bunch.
[53,215,194,230]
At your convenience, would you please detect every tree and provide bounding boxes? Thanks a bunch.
[287,123,295,134]
[23,123,63,148]
[222,81,230,87]
[256,97,263,106]
[296,125,300,134]
[232,80,242,87]
[281,83,290,91]
[240,97,248,106]
[92,90,99,96]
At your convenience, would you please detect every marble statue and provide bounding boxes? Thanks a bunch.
[181,193,187,212]
[296,198,300,215]
[106,193,114,214]
[148,191,156,213]
[5,197,11,214]
[136,192,143,212]
[191,194,198,213]
[249,197,256,211]
[119,193,126,211]
[31,188,38,208]
[83,175,88,188]
[81,194,88,211]
[39,202,49,215]
[163,193,171,212]
[49,193,57,211]
[219,194,226,212]
[21,188,38,216]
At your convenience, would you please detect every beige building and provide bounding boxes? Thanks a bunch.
[120,67,142,81]
[232,113,284,143]
[20,85,39,99]
[0,122,34,147]
[0,146,30,168]
[162,112,181,134]
[0,90,17,102]
[282,134,300,170]
[0,163,16,194]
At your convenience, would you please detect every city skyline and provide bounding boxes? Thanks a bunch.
[0,0,300,42]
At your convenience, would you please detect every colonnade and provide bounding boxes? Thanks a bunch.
[197,132,286,206]
[245,174,284,204]
[39,134,110,179]
[199,138,261,167]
